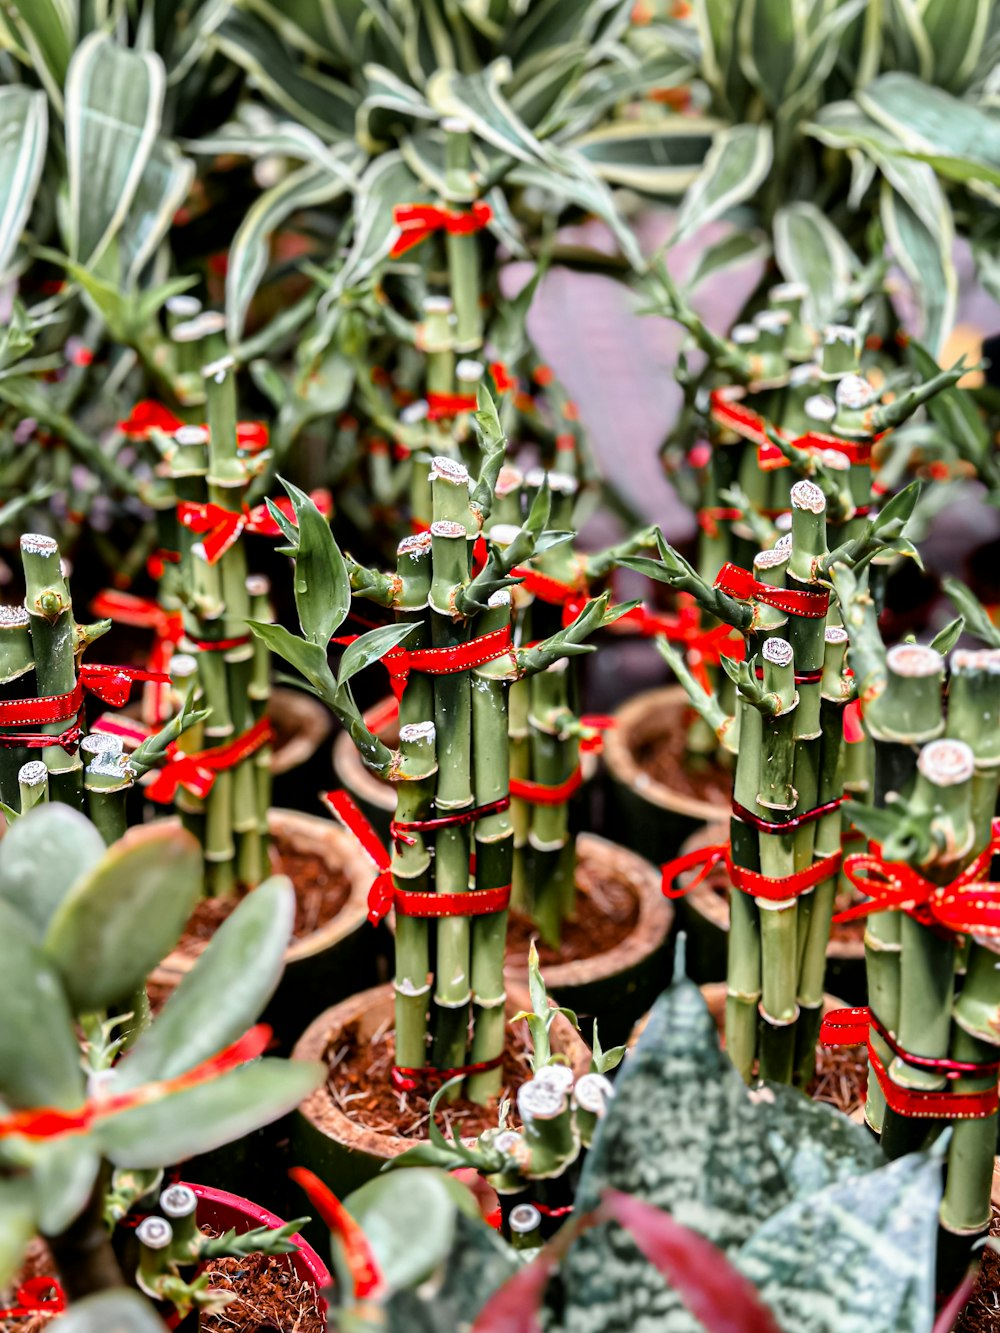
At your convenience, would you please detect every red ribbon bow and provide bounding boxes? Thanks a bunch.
[390,201,493,258]
[144,717,272,803]
[0,1276,66,1319]
[709,386,877,471]
[0,665,170,753]
[118,400,270,453]
[426,391,479,421]
[178,490,332,564]
[833,826,1000,937]
[715,561,830,618]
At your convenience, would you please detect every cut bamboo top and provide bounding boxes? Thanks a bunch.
[918,739,975,786]
[886,643,943,678]
[790,480,826,514]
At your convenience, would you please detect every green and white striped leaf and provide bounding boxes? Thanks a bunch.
[780,0,869,122]
[243,0,342,61]
[0,87,48,280]
[511,148,645,269]
[671,123,772,245]
[919,0,992,91]
[226,158,356,342]
[65,34,165,267]
[427,59,552,165]
[401,0,461,89]
[570,118,719,195]
[683,228,771,294]
[880,172,956,356]
[183,116,363,175]
[883,0,935,81]
[4,0,74,112]
[539,44,694,140]
[737,0,808,110]
[359,62,438,151]
[214,10,358,140]
[806,100,905,159]
[773,200,857,328]
[119,137,195,287]
[504,0,632,66]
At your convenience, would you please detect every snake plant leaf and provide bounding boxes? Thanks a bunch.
[4,0,74,112]
[226,158,357,342]
[428,61,553,165]
[345,1169,482,1294]
[214,10,358,140]
[0,804,106,941]
[65,33,166,268]
[31,1139,101,1236]
[114,877,295,1090]
[96,1058,325,1166]
[42,824,203,1013]
[570,118,719,195]
[0,87,48,280]
[44,1289,167,1332]
[684,228,771,293]
[736,1153,941,1333]
[672,123,773,246]
[0,1176,35,1289]
[773,201,857,329]
[119,137,196,288]
[0,898,84,1110]
[879,170,956,355]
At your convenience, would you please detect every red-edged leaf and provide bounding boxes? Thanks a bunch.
[599,1190,783,1333]
[933,1269,978,1333]
[473,1213,589,1333]
[289,1166,384,1299]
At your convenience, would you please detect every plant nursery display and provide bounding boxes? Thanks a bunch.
[5,0,1000,1329]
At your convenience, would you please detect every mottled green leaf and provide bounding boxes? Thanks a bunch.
[115,877,295,1090]
[43,825,203,1013]
[65,33,165,267]
[773,201,857,328]
[672,123,772,245]
[0,87,48,279]
[386,1211,518,1332]
[0,804,106,940]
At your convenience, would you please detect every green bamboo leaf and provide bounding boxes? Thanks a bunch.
[43,1290,168,1332]
[570,118,719,194]
[65,33,166,267]
[0,87,48,280]
[0,898,84,1111]
[684,228,771,293]
[119,137,196,287]
[214,10,358,140]
[4,0,74,112]
[115,877,295,1090]
[880,175,956,355]
[226,159,356,342]
[773,201,857,329]
[0,805,106,941]
[247,620,338,698]
[672,123,772,245]
[942,577,1000,648]
[43,825,204,1013]
[281,479,352,646]
[336,623,416,690]
[97,1059,325,1165]
[0,1177,36,1289]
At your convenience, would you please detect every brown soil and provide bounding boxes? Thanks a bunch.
[806,1043,869,1117]
[199,1240,324,1333]
[635,721,733,809]
[506,852,639,966]
[954,1209,1000,1333]
[317,1015,536,1141]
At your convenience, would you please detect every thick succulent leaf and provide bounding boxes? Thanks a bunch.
[879,171,956,355]
[4,0,74,110]
[214,10,358,140]
[0,87,48,279]
[44,1289,167,1332]
[570,119,719,195]
[672,123,772,245]
[118,137,195,288]
[0,898,84,1110]
[32,1139,101,1237]
[427,61,552,165]
[0,804,106,941]
[43,825,203,1013]
[684,228,771,293]
[65,33,166,267]
[226,159,356,342]
[97,1059,325,1165]
[0,1176,36,1290]
[773,201,857,329]
[115,877,295,1090]
[736,1153,941,1333]
[385,1211,519,1333]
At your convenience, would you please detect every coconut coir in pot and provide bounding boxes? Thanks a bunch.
[506,851,639,966]
[635,719,733,808]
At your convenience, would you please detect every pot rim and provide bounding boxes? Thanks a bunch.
[270,685,332,776]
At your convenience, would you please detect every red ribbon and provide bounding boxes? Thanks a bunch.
[147,548,180,581]
[118,401,270,453]
[709,386,877,471]
[832,827,1000,937]
[391,796,511,846]
[323,790,511,925]
[0,665,170,753]
[661,842,843,904]
[426,391,479,421]
[391,1053,504,1094]
[820,1007,999,1119]
[390,201,492,258]
[510,766,584,806]
[336,623,517,703]
[91,712,152,749]
[732,796,843,835]
[92,590,184,724]
[178,489,333,564]
[0,1276,66,1319]
[697,507,744,539]
[144,717,272,802]
[715,561,830,618]
[489,361,516,394]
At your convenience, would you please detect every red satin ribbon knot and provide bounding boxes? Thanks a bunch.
[697,506,743,539]
[336,623,517,703]
[390,201,493,258]
[833,830,1000,937]
[118,402,270,453]
[821,1007,1000,1119]
[178,489,333,564]
[510,766,584,806]
[144,717,272,803]
[715,561,830,618]
[391,1054,503,1093]
[661,842,843,905]
[426,391,479,421]
[0,665,170,753]
[709,386,877,471]
[92,590,184,724]
[0,1276,66,1318]
[489,362,516,393]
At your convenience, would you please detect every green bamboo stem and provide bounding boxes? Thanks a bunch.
[526,659,576,947]
[0,605,34,807]
[392,721,437,1073]
[246,575,273,839]
[443,119,483,354]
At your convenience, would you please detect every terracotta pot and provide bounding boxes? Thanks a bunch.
[291,981,592,1198]
[269,686,332,776]
[603,685,731,863]
[672,822,867,1003]
[505,833,673,1047]
[165,1184,330,1328]
[333,696,598,843]
[150,808,376,1046]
